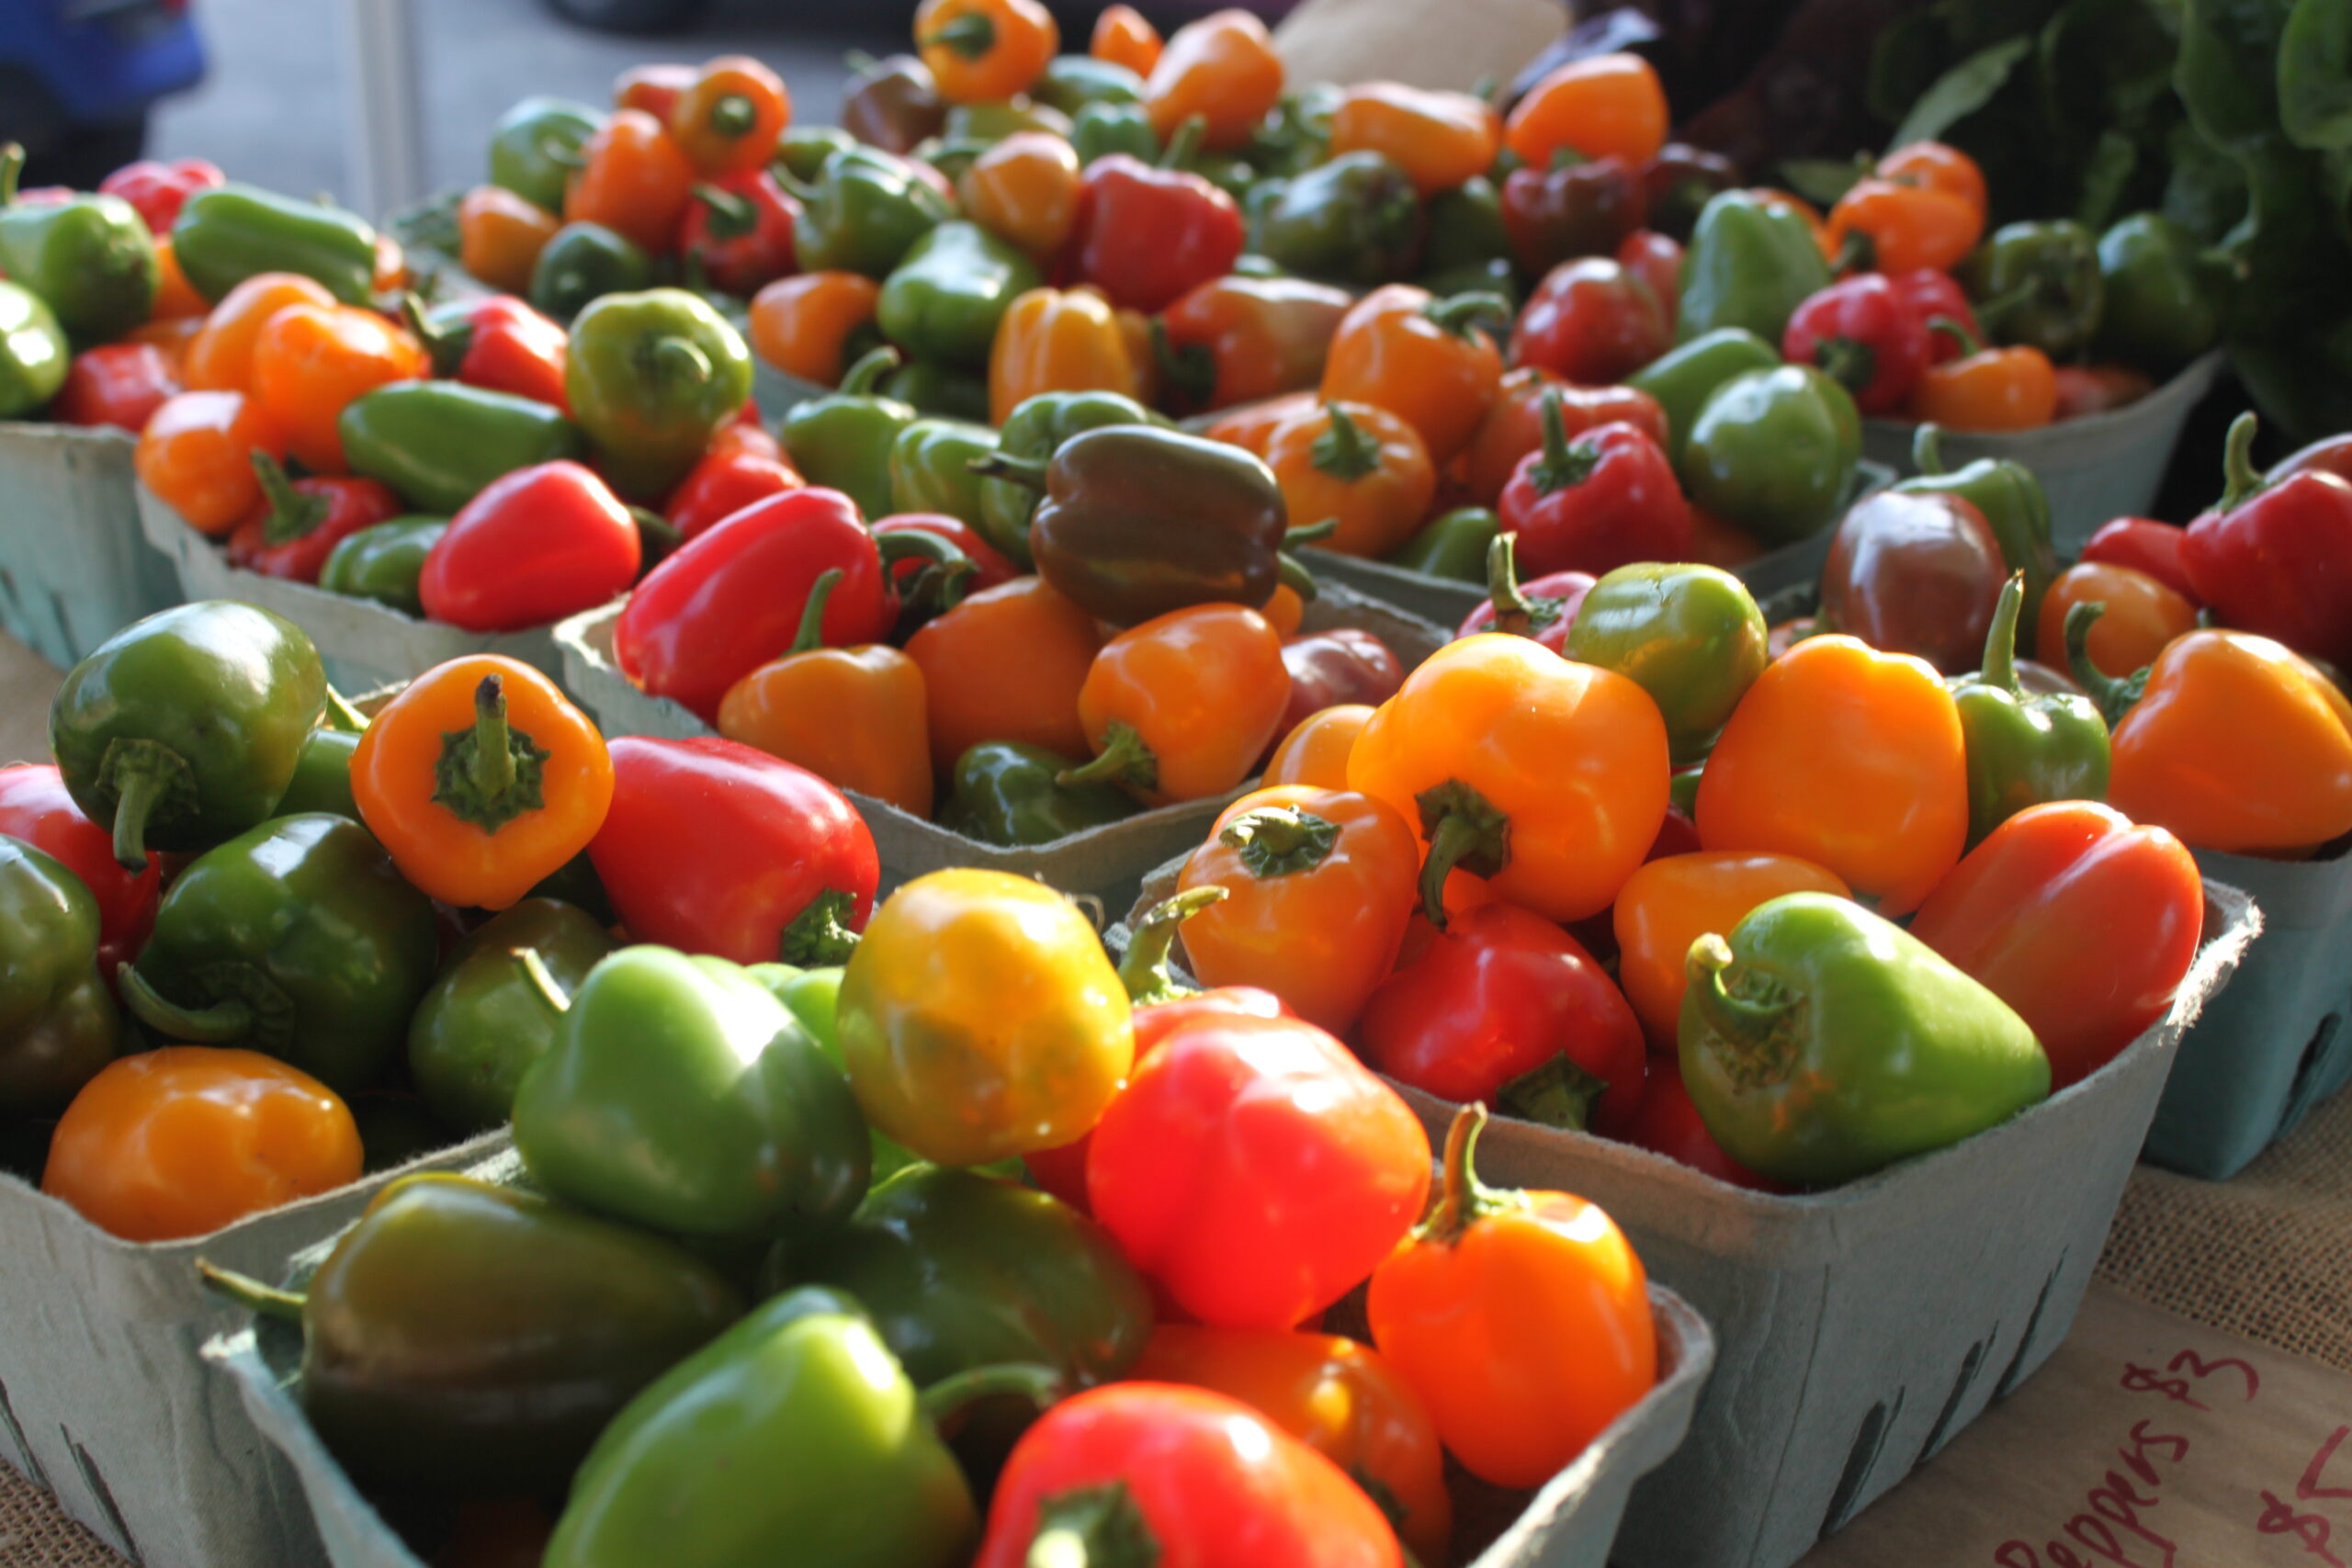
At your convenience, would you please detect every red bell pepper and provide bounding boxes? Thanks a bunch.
[680,170,801,299]
[418,460,643,632]
[1274,628,1403,739]
[1066,146,1246,313]
[613,487,961,720]
[1620,1071,1782,1191]
[710,404,783,462]
[97,157,224,234]
[1616,228,1683,333]
[1454,534,1595,655]
[404,295,570,412]
[225,455,401,584]
[1508,257,1670,385]
[1357,901,1646,1132]
[2081,517,2199,604]
[872,512,1017,595]
[663,446,804,540]
[1910,800,2204,1089]
[0,763,160,976]
[1888,268,1978,364]
[1499,397,1690,579]
[1462,369,1667,507]
[49,344,178,434]
[589,735,879,966]
[2052,365,2154,421]
[1156,275,1354,414]
[975,1383,1406,1568]
[1499,156,1645,277]
[2269,432,2352,487]
[1088,1011,1430,1329]
[1782,274,1931,415]
[2182,414,2352,669]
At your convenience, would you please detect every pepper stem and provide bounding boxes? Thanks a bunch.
[514,949,573,1016]
[117,964,254,1044]
[0,144,22,208]
[1025,1482,1159,1568]
[2064,601,2150,726]
[966,450,1050,491]
[1412,778,1510,928]
[654,334,715,389]
[251,452,330,547]
[1926,317,1982,359]
[1056,721,1158,793]
[1422,290,1512,341]
[1220,806,1339,878]
[1150,320,1216,411]
[707,93,759,139]
[917,1362,1062,1427]
[2215,411,2264,512]
[873,526,967,576]
[692,181,758,241]
[107,763,166,871]
[1416,1104,1521,1247]
[1159,115,1207,170]
[322,685,369,734]
[1911,422,1950,476]
[1813,334,1877,396]
[781,888,862,965]
[1117,886,1226,1006]
[430,675,551,834]
[1309,402,1383,481]
[1979,573,2026,694]
[474,676,515,800]
[841,344,902,395]
[1497,1055,1610,1133]
[1525,388,1599,496]
[1684,933,1801,1082]
[196,1261,307,1324]
[917,10,997,60]
[1275,550,1321,602]
[1283,517,1338,547]
[790,569,843,656]
[631,507,684,569]
[399,293,469,377]
[1483,532,1541,638]
[1829,229,1873,276]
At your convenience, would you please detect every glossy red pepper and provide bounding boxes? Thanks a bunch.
[1066,150,1246,313]
[1615,228,1682,332]
[406,296,570,412]
[1460,369,1667,509]
[1357,901,1646,1132]
[0,763,159,976]
[2181,414,2352,669]
[1509,256,1669,385]
[1273,628,1403,741]
[663,446,803,540]
[50,344,177,433]
[418,460,643,632]
[2051,365,2155,421]
[679,169,801,299]
[1621,1071,1782,1191]
[1499,398,1690,580]
[872,513,1017,597]
[1889,268,1979,364]
[2081,517,2199,604]
[2269,433,2352,487]
[225,457,401,584]
[1454,537,1595,656]
[98,157,224,235]
[1782,273,1931,415]
[589,735,879,966]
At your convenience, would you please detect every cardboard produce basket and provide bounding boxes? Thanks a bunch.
[0,1130,510,1568]
[0,424,181,668]
[554,582,1449,913]
[1391,883,2257,1568]
[205,1136,1713,1568]
[2143,842,2352,1179]
[1860,353,2222,555]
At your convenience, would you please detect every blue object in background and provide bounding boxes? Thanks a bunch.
[0,0,206,186]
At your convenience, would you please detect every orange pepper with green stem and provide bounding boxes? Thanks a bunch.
[1145,8,1285,152]
[1091,4,1161,74]
[1176,784,1421,1032]
[134,389,286,536]
[1877,141,1987,216]
[182,271,334,392]
[669,55,791,175]
[1503,53,1668,166]
[1611,851,1852,1050]
[904,574,1102,770]
[1349,634,1669,925]
[249,302,429,474]
[614,62,692,118]
[1157,275,1353,416]
[1826,177,1982,275]
[1695,633,1969,913]
[717,569,934,818]
[748,272,882,386]
[1264,705,1371,790]
[915,0,1057,104]
[1065,603,1290,806]
[2039,561,2197,679]
[1907,321,2057,432]
[1329,83,1501,197]
[564,108,695,255]
[1262,400,1434,559]
[457,186,560,294]
[988,285,1136,425]
[956,131,1080,263]
[350,656,614,911]
[1198,390,1321,457]
[1320,284,1510,468]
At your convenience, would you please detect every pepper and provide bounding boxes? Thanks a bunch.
[1825,177,1981,276]
[273,728,360,822]
[1501,393,1690,578]
[780,145,952,278]
[171,183,376,306]
[974,389,1157,565]
[1897,424,2059,653]
[1387,504,1498,581]
[1611,850,1851,1051]
[2081,517,2199,604]
[243,302,429,473]
[1261,400,1432,559]
[2052,365,2156,421]
[1680,365,1860,546]
[774,124,857,185]
[1326,81,1498,197]
[937,741,1138,844]
[403,898,614,1133]
[1961,220,2104,360]
[988,287,1138,427]
[666,443,802,539]
[98,156,224,235]
[1622,326,1780,468]
[905,576,1104,764]
[134,389,286,533]
[1464,372,1665,513]
[1906,323,2058,432]
[338,381,584,515]
[774,345,913,523]
[669,55,789,175]
[874,511,1016,601]
[1320,285,1508,468]
[881,415,992,530]
[1567,562,1769,765]
[883,359,992,423]
[490,96,603,214]
[1062,604,1290,805]
[0,835,123,1117]
[1031,53,1143,117]
[408,295,570,412]
[417,461,642,633]
[1624,1071,1781,1190]
[678,169,799,299]
[49,340,168,430]
[1249,151,1420,288]
[2181,412,2352,670]
[562,108,695,256]
[565,288,753,501]
[1951,575,2111,847]
[1142,8,1284,152]
[1675,188,1832,347]
[2093,213,2219,376]
[748,271,882,388]
[1640,143,1738,241]
[224,457,401,585]
[1066,136,1246,312]
[0,765,158,977]
[457,185,560,294]
[1499,155,1645,278]
[1275,626,1402,737]
[1453,536,1596,654]
[527,220,656,321]
[1783,273,1931,416]
[872,220,1043,371]
[319,517,445,615]
[842,53,949,154]
[1509,255,1671,385]
[1156,274,1350,416]
[1682,892,2049,1186]
[1818,489,2010,675]
[1069,100,1159,164]
[0,147,157,343]
[117,814,438,1090]
[51,602,325,868]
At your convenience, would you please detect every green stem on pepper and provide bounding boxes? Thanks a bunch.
[1410,778,1510,927]
[1116,886,1226,1006]
[195,1260,306,1324]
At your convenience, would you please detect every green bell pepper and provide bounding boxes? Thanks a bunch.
[779,346,916,522]
[118,814,439,1090]
[1961,220,2104,360]
[2092,213,2219,377]
[51,601,325,867]
[1676,189,1831,346]
[1624,327,1782,467]
[782,145,953,278]
[528,220,656,321]
[172,183,378,306]
[1680,892,2049,1187]
[565,287,754,501]
[317,516,447,615]
[1070,101,1159,165]
[0,279,67,418]
[0,147,156,343]
[339,381,585,515]
[408,899,617,1133]
[1250,85,1340,178]
[274,728,360,820]
[1679,364,1860,545]
[1951,576,2110,848]
[512,945,871,1249]
[1385,504,1500,582]
[888,417,998,527]
[746,961,921,1185]
[1566,563,1769,765]
[942,97,1075,144]
[936,741,1142,846]
[489,96,603,215]
[881,360,991,423]
[1033,56,1145,115]
[1249,151,1421,288]
[977,389,1160,567]
[775,125,860,184]
[876,220,1043,370]
[1896,425,2058,654]
[0,835,122,1117]
[1419,175,1513,277]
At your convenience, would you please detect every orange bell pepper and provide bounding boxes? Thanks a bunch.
[182,270,334,392]
[1261,581,1305,637]
[748,272,883,386]
[134,389,286,536]
[916,0,1058,104]
[1367,1103,1657,1490]
[1350,633,1669,925]
[2041,560,2198,679]
[1826,177,1983,275]
[458,185,560,294]
[1091,3,1162,74]
[903,575,1102,770]
[42,1047,361,1242]
[1177,784,1421,1032]
[1877,141,1988,216]
[1907,325,2058,432]
[614,62,694,119]
[717,569,935,817]
[148,239,209,321]
[1330,83,1503,197]
[1695,633,1969,913]
[372,233,408,295]
[1265,704,1372,789]
[2096,629,2352,854]
[988,285,1136,425]
[249,302,429,474]
[1611,851,1853,1051]
[351,656,615,910]
[1131,1324,1453,1564]
[1321,284,1510,468]
[1503,53,1668,167]
[1114,303,1158,407]
[957,131,1082,262]
[1145,8,1285,152]
[1067,603,1291,805]
[563,108,695,255]
[1159,275,1353,416]
[128,314,204,377]
[1262,400,1435,559]
[1197,389,1322,458]
[670,55,792,175]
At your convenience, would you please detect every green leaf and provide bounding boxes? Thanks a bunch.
[2280,0,2352,147]
[2162,118,2253,238]
[1780,156,1871,207]
[2176,0,2290,153]
[1889,36,2038,148]
[2076,131,2143,226]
